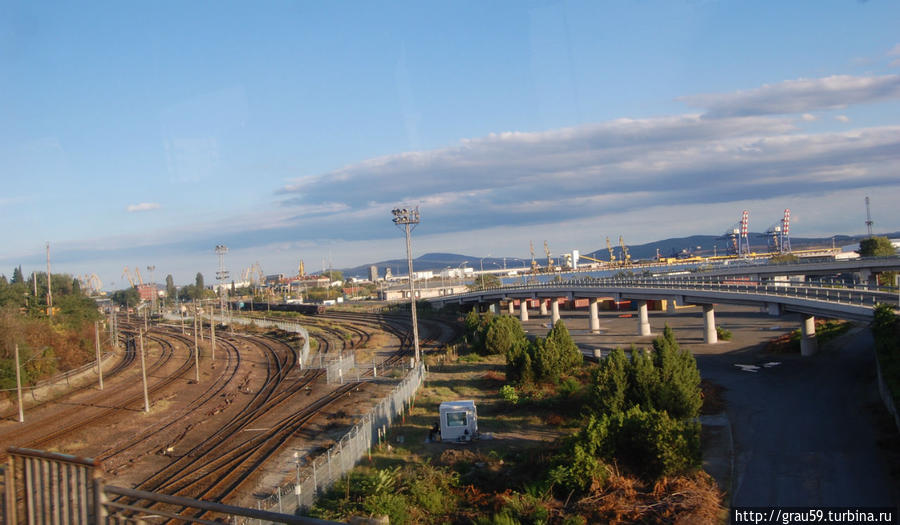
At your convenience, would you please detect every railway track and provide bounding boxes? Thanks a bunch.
[0,326,198,461]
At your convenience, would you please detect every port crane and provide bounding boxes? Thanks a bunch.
[619,236,631,266]
[605,237,617,265]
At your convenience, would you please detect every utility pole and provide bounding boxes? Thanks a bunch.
[46,242,53,316]
[14,343,24,423]
[391,206,421,364]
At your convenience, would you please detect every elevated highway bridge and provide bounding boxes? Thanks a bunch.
[429,261,900,357]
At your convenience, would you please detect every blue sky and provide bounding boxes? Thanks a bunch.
[2,1,900,287]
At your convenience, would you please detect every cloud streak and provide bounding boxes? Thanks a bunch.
[679,74,900,117]
[127,202,161,212]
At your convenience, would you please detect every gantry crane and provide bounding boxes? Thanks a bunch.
[619,236,631,266]
[605,237,617,265]
[529,241,538,273]
[122,267,136,288]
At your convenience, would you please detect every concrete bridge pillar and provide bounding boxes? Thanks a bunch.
[801,315,817,357]
[551,300,560,326]
[666,297,677,315]
[859,269,877,288]
[540,300,548,316]
[637,300,651,336]
[488,302,498,314]
[520,300,529,322]
[703,304,718,344]
[590,299,600,333]
[507,300,515,315]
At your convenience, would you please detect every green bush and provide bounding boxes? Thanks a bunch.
[606,406,701,480]
[500,384,519,405]
[716,326,733,340]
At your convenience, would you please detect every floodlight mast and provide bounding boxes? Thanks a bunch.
[392,207,421,364]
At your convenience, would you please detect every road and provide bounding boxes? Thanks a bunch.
[697,329,899,506]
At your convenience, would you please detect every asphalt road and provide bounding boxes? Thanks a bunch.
[696,329,899,507]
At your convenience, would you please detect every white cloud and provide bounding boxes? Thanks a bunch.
[127,202,161,213]
[801,113,817,121]
[835,115,850,123]
[679,74,900,117]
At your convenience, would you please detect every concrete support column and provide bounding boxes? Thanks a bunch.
[489,302,498,315]
[703,304,717,344]
[539,300,548,316]
[507,301,515,315]
[520,300,529,322]
[666,298,676,315]
[590,299,600,333]
[637,300,651,336]
[800,315,817,357]
[551,300,560,326]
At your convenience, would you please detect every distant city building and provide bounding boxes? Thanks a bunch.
[369,265,379,282]
[265,274,285,285]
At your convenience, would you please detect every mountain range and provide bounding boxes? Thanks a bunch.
[339,231,900,278]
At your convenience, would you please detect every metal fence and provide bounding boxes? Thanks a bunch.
[2,448,341,524]
[261,363,427,517]
[162,311,312,366]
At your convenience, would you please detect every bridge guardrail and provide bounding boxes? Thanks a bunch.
[446,277,897,310]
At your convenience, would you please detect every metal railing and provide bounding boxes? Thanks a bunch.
[452,276,896,310]
[2,448,341,524]
[261,363,426,517]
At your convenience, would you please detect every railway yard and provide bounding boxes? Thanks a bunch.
[0,308,460,516]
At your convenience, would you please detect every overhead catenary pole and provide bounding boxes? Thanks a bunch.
[14,343,24,423]
[139,332,150,413]
[194,311,200,383]
[46,242,53,316]
[94,321,103,390]
[210,308,216,363]
[391,206,421,364]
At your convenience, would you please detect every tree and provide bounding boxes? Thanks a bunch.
[112,287,140,308]
[11,266,24,285]
[626,346,657,409]
[468,274,501,291]
[532,320,582,382]
[650,325,702,419]
[590,347,628,414]
[165,275,176,304]
[484,315,527,356]
[858,236,897,257]
[194,273,205,300]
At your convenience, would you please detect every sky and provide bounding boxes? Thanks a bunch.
[2,0,900,288]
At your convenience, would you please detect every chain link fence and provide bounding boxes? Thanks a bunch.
[260,363,426,519]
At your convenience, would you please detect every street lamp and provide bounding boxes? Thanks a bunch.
[392,206,421,364]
